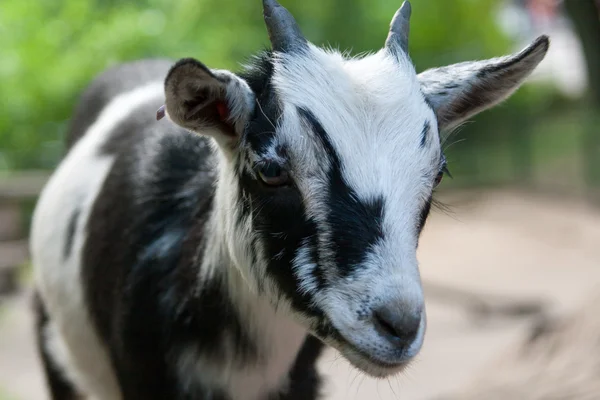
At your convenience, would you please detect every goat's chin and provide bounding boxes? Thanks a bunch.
[317,334,410,378]
[338,346,409,378]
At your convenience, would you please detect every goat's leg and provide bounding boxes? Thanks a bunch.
[32,291,82,400]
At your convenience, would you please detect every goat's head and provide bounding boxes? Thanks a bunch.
[162,0,549,378]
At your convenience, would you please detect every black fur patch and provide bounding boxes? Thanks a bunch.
[442,82,460,90]
[238,164,323,317]
[419,120,431,148]
[63,208,80,260]
[33,292,80,400]
[239,51,282,155]
[417,195,433,235]
[298,107,385,278]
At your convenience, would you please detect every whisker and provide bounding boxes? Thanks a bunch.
[440,119,472,147]
[431,196,456,217]
[374,377,383,400]
[255,98,276,130]
[387,377,399,399]
[356,373,368,400]
[349,368,362,393]
[443,137,467,152]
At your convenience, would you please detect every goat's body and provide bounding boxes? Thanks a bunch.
[30,60,323,400]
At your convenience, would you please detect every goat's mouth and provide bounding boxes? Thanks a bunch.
[313,315,425,378]
[343,345,409,378]
[316,331,414,378]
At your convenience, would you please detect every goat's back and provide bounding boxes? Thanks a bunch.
[66,59,173,149]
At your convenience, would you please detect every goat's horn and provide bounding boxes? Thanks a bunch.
[385,1,411,56]
[263,0,308,53]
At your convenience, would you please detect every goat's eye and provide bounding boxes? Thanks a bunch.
[434,161,451,188]
[257,163,289,187]
[434,171,444,187]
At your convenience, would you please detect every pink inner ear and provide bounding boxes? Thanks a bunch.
[216,101,229,121]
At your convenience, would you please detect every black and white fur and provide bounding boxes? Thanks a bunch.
[30,1,549,399]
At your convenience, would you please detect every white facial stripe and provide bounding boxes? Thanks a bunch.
[292,239,319,296]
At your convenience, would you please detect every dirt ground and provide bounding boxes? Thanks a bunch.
[1,189,599,400]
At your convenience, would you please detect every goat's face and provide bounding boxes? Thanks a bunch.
[163,0,549,377]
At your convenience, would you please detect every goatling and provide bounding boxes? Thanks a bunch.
[30,1,549,399]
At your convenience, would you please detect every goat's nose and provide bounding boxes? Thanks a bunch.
[373,306,421,347]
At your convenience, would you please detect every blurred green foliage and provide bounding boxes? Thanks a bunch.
[0,0,584,192]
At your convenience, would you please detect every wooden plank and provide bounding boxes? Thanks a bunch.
[0,171,50,201]
[0,240,28,269]
[0,204,22,241]
[0,240,28,295]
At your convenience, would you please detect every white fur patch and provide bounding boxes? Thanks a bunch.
[292,239,319,296]
[30,81,165,399]
[176,269,307,400]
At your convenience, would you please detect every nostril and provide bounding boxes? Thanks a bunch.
[373,307,420,345]
[374,311,398,338]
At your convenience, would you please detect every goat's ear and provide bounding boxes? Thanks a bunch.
[418,35,549,133]
[163,58,255,147]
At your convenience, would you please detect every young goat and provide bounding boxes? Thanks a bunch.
[30,1,549,399]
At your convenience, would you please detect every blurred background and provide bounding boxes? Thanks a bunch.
[0,0,598,399]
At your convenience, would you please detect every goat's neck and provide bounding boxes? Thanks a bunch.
[194,170,308,399]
